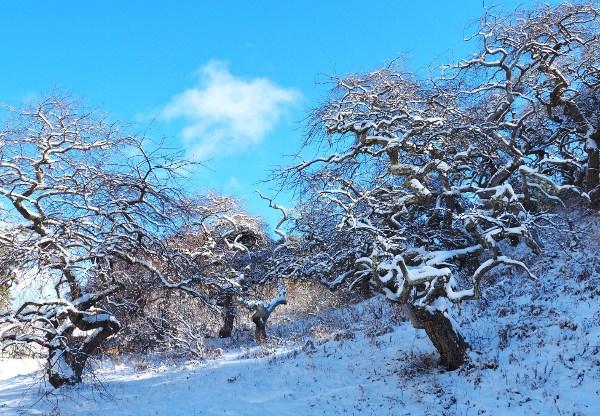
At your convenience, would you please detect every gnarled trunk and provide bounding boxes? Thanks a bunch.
[251,306,269,342]
[47,309,121,388]
[360,276,371,299]
[48,344,85,388]
[219,313,235,338]
[405,305,467,370]
[250,283,287,343]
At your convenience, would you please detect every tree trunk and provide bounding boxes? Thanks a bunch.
[47,344,89,388]
[219,313,235,338]
[406,305,467,370]
[587,146,599,191]
[47,309,121,388]
[218,294,235,338]
[249,283,287,343]
[251,306,268,342]
[360,276,371,299]
[48,347,81,388]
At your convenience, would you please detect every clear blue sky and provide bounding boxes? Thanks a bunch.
[0,0,541,226]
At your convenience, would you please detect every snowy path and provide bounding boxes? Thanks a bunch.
[1,325,434,416]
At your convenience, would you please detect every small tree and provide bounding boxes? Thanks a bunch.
[96,193,288,351]
[169,194,288,342]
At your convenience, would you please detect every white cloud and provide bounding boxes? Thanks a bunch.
[162,61,300,158]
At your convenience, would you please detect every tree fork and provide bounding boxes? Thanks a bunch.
[250,283,287,343]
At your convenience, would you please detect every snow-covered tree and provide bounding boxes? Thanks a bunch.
[0,97,230,386]
[278,2,598,369]
[453,2,600,200]
[95,193,288,351]
[171,194,288,342]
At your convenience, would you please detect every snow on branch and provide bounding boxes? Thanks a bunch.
[256,190,288,242]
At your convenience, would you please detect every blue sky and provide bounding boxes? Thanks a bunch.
[0,0,538,225]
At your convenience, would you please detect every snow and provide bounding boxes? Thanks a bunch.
[407,178,431,197]
[1,328,437,415]
[1,209,599,415]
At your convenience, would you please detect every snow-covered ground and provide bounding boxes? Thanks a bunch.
[1,209,599,415]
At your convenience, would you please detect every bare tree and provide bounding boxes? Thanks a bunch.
[453,2,600,200]
[172,194,288,342]
[278,2,597,369]
[0,97,227,386]
[99,193,289,350]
